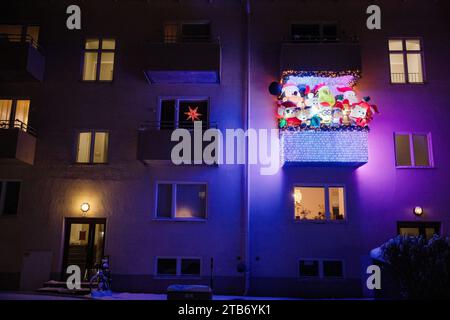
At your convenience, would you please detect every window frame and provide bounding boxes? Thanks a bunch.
[397,221,441,238]
[394,132,434,168]
[0,180,22,217]
[74,130,110,165]
[81,37,116,82]
[0,98,31,131]
[154,181,208,221]
[163,20,212,43]
[289,22,338,42]
[154,256,202,278]
[298,259,345,279]
[157,96,210,130]
[292,184,347,223]
[388,37,426,84]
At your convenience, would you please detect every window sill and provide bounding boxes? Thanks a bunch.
[293,219,347,224]
[79,80,114,83]
[153,218,207,222]
[390,82,426,85]
[154,275,202,280]
[395,166,435,169]
[72,162,109,166]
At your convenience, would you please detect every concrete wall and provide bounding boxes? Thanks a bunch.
[0,0,449,297]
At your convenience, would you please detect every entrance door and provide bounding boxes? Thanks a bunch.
[62,218,106,280]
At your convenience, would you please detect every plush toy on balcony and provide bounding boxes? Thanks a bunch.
[280,81,304,107]
[319,104,333,125]
[337,86,359,105]
[278,101,301,127]
[331,105,344,127]
[314,83,336,108]
[349,100,379,127]
[296,107,312,126]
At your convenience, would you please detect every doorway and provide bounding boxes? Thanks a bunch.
[62,218,106,280]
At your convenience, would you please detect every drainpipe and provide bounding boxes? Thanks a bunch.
[243,0,251,296]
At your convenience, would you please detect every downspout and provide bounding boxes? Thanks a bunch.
[243,0,251,296]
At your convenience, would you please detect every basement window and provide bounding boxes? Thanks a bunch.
[323,260,344,278]
[156,257,201,277]
[299,260,319,277]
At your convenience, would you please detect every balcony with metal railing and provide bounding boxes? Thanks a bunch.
[144,37,221,84]
[0,33,45,82]
[0,119,37,165]
[137,121,218,165]
[280,35,361,72]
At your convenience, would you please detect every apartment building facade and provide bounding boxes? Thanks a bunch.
[0,0,449,297]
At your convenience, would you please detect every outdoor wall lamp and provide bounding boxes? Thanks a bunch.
[80,202,90,215]
[414,206,424,216]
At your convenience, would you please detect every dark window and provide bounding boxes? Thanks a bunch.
[178,100,208,129]
[181,259,201,276]
[159,99,209,130]
[299,260,319,277]
[291,23,337,42]
[181,23,210,41]
[398,221,441,240]
[156,184,172,218]
[157,258,177,275]
[323,260,343,278]
[394,133,432,167]
[160,100,176,130]
[1,181,21,216]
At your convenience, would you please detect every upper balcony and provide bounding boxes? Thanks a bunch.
[0,34,45,82]
[137,121,219,165]
[143,37,221,84]
[280,37,361,72]
[0,120,37,165]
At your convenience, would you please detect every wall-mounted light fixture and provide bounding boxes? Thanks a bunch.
[80,202,90,216]
[414,206,423,216]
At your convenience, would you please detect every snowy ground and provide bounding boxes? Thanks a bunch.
[0,291,301,300]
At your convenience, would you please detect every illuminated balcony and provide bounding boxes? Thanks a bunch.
[0,120,37,165]
[144,39,221,84]
[280,129,368,167]
[0,34,45,82]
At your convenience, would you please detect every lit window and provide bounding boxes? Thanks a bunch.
[76,131,109,164]
[0,99,30,132]
[394,133,433,167]
[156,257,201,277]
[294,186,345,221]
[0,181,21,216]
[156,183,207,220]
[398,222,440,240]
[159,99,209,129]
[388,38,424,83]
[82,38,115,81]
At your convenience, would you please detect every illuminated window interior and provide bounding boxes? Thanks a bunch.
[388,39,424,83]
[294,186,345,221]
[83,38,115,81]
[156,183,207,219]
[0,99,30,131]
[76,131,109,164]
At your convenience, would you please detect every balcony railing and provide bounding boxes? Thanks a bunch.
[390,73,423,83]
[0,119,37,136]
[287,35,359,43]
[0,33,42,52]
[138,121,218,131]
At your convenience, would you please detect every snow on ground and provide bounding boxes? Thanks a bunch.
[0,291,301,300]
